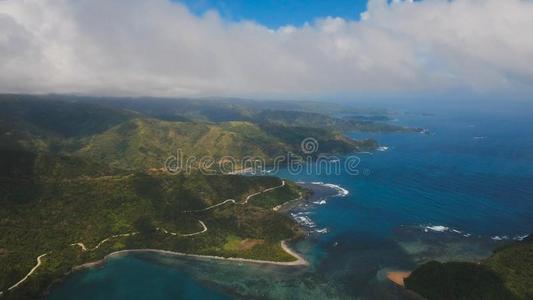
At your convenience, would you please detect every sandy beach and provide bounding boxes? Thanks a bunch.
[386,271,411,287]
[73,240,308,273]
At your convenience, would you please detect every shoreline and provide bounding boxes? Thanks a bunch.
[73,240,308,273]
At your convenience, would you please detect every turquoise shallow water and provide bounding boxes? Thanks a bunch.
[49,103,533,299]
[48,255,232,300]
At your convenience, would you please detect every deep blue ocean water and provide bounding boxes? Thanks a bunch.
[48,103,533,299]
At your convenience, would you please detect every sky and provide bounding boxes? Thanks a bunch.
[0,0,532,100]
[178,0,368,28]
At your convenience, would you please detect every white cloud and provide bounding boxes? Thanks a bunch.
[0,0,532,98]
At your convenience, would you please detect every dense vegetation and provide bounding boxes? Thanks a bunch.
[405,237,533,300]
[0,152,304,299]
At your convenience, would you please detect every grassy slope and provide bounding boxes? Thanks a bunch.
[76,119,286,170]
[76,118,376,170]
[405,237,533,300]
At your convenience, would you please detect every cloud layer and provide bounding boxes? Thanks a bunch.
[0,0,532,98]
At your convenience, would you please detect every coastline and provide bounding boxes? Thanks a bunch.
[72,240,308,273]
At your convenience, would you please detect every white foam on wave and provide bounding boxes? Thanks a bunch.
[315,228,328,234]
[293,211,311,216]
[420,225,529,242]
[473,136,487,140]
[291,212,316,228]
[313,200,327,205]
[309,182,350,197]
[322,184,349,197]
[514,234,529,241]
[422,225,472,237]
[377,146,389,152]
[490,234,530,241]
[424,225,449,232]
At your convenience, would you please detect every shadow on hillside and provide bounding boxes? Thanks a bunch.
[0,149,42,204]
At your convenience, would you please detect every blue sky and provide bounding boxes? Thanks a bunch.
[177,0,368,28]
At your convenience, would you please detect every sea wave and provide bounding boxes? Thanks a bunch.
[424,225,449,232]
[291,212,316,228]
[420,224,529,241]
[514,234,530,241]
[314,228,328,234]
[377,146,389,152]
[312,200,327,205]
[309,182,349,197]
[490,235,530,241]
[422,224,470,237]
[289,182,350,234]
[491,235,509,241]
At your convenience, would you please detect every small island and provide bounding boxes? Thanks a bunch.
[399,236,533,300]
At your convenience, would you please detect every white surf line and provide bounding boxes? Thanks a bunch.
[7,253,48,291]
[157,220,208,237]
[71,232,139,252]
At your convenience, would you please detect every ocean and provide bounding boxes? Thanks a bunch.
[48,102,533,299]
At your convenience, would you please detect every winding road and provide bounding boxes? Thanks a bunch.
[3,179,291,295]
[185,180,286,212]
[70,232,139,252]
[7,253,48,292]
[157,220,208,237]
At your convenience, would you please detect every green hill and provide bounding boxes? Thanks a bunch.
[405,237,533,300]
[0,95,378,171]
[77,118,376,170]
[254,109,423,132]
